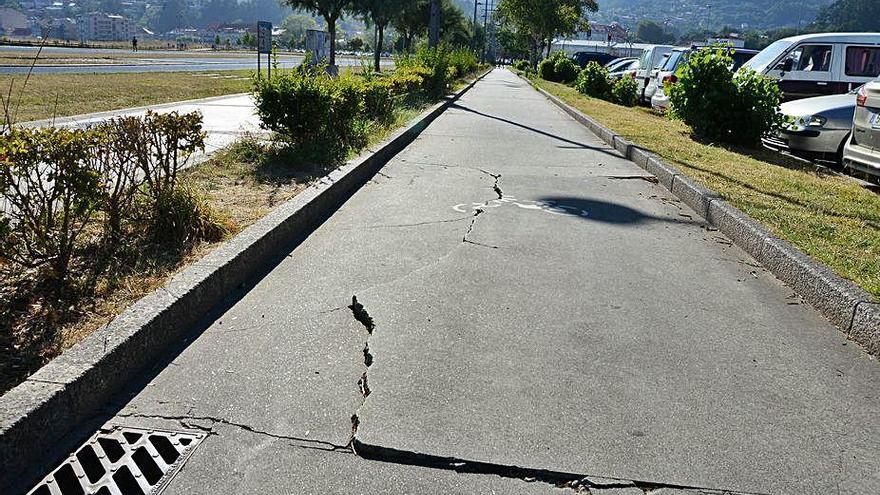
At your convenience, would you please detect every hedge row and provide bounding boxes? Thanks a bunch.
[0,111,221,287]
[254,45,479,162]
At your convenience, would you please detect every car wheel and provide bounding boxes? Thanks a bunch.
[834,133,850,170]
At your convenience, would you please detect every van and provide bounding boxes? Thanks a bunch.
[742,33,880,101]
[635,45,675,103]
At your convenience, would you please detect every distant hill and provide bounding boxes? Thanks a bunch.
[595,0,834,31]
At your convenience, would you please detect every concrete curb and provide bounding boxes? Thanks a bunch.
[0,68,493,488]
[517,72,879,356]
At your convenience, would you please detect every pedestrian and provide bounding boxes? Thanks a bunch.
[132,36,138,52]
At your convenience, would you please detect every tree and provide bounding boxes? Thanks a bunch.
[496,0,598,66]
[280,13,319,49]
[635,20,673,44]
[283,0,351,67]
[152,0,191,33]
[353,0,406,72]
[814,0,880,31]
[391,0,471,52]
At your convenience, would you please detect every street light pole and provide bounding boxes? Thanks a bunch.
[472,0,479,53]
[481,0,488,63]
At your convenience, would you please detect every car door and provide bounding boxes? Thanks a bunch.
[843,45,880,93]
[767,43,835,100]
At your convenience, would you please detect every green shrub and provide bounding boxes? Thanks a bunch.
[668,47,784,144]
[0,127,102,283]
[148,183,229,247]
[538,51,569,81]
[449,48,478,78]
[512,60,530,71]
[575,62,612,99]
[553,57,580,83]
[253,68,369,162]
[611,75,639,107]
[538,57,555,81]
[512,60,531,71]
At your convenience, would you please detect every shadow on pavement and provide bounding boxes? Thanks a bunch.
[538,196,702,226]
[450,103,622,158]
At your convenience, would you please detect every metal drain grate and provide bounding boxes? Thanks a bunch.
[27,426,206,495]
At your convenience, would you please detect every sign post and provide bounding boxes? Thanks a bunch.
[257,21,272,79]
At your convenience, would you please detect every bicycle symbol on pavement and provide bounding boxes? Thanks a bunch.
[452,197,590,218]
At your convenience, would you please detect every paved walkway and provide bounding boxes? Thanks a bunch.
[25,93,262,164]
[42,69,880,494]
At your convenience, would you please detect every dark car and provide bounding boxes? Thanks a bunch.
[570,51,617,69]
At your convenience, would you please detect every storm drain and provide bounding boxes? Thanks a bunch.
[27,426,206,495]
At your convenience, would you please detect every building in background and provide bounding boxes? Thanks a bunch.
[76,12,133,41]
[50,17,78,40]
[0,7,32,37]
[577,22,629,44]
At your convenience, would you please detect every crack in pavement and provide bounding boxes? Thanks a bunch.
[463,208,484,243]
[348,296,376,444]
[360,216,474,230]
[478,169,504,200]
[115,412,351,452]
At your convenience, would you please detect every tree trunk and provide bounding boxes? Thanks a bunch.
[374,24,384,73]
[327,15,337,68]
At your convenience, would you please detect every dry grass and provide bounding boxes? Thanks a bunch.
[0,70,252,123]
[533,77,880,298]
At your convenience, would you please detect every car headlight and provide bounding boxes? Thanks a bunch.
[787,115,827,131]
[806,115,827,128]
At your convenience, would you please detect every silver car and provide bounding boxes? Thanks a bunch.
[843,78,880,181]
[763,91,857,164]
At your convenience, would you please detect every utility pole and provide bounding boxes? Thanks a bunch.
[429,0,441,47]
[481,0,488,63]
[472,0,479,53]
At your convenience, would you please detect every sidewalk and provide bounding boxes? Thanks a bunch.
[24,93,263,164]
[25,69,880,494]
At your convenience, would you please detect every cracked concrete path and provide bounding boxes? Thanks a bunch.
[36,69,880,494]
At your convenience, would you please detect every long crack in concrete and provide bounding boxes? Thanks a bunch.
[348,295,376,444]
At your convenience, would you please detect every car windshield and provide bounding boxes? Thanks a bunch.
[662,51,686,71]
[742,40,793,73]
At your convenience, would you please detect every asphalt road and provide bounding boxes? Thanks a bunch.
[0,46,392,74]
[28,69,880,494]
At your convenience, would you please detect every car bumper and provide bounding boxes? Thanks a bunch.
[762,128,848,157]
[843,139,880,178]
[651,92,669,112]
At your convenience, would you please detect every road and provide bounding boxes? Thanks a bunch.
[26,69,880,494]
[0,46,392,74]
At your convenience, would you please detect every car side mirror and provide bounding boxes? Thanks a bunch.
[777,58,794,73]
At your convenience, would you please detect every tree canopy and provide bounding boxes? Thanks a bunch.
[814,0,880,31]
[635,20,674,44]
[284,0,351,66]
[496,0,598,63]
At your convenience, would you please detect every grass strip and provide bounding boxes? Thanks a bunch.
[0,70,252,123]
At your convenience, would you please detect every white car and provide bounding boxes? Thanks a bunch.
[635,45,675,104]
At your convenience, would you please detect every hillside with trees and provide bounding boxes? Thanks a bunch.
[595,0,833,31]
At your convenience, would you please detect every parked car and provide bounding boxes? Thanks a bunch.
[608,58,640,80]
[741,33,880,101]
[635,45,675,103]
[604,57,637,72]
[843,78,880,181]
[763,90,857,164]
[651,47,759,113]
[570,51,617,69]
